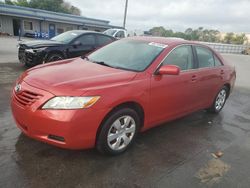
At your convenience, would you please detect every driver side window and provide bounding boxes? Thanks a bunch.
[162,45,194,71]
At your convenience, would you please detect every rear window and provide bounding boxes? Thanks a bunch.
[195,46,214,68]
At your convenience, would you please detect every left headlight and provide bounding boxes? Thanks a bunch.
[42,96,100,109]
[25,47,46,53]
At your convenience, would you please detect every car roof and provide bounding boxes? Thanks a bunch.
[66,30,115,38]
[127,36,202,46]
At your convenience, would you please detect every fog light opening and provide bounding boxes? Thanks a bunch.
[48,135,65,142]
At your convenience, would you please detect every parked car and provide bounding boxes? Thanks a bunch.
[242,47,250,55]
[103,28,127,39]
[11,37,236,155]
[18,30,116,67]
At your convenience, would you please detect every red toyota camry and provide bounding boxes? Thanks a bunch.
[11,37,236,155]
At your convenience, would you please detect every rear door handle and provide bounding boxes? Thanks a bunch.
[191,75,197,82]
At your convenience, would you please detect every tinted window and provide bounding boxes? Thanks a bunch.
[96,35,113,47]
[88,40,164,72]
[77,34,95,45]
[196,46,214,68]
[162,45,194,71]
[214,55,222,66]
[115,31,125,38]
[51,31,82,43]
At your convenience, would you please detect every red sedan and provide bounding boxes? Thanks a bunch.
[11,37,236,155]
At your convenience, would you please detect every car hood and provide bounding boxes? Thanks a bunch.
[22,58,137,96]
[20,40,64,48]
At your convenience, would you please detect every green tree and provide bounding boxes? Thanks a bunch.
[4,0,14,5]
[149,26,167,37]
[4,0,81,15]
[148,26,247,44]
[223,32,234,44]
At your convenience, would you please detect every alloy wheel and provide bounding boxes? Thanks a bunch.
[215,89,227,111]
[107,115,136,151]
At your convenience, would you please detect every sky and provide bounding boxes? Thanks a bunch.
[69,0,250,33]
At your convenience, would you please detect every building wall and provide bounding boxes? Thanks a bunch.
[0,15,13,35]
[41,21,78,35]
[0,15,108,37]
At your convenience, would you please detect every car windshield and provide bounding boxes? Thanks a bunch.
[87,40,165,72]
[50,31,82,43]
[103,29,117,36]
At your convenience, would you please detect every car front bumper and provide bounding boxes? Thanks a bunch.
[18,47,44,66]
[11,81,107,149]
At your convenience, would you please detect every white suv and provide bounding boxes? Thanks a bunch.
[103,28,127,39]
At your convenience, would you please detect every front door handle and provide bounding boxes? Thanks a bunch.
[191,75,197,82]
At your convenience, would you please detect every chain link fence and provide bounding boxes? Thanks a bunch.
[199,41,250,54]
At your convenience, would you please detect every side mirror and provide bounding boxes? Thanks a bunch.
[73,41,82,48]
[157,65,180,75]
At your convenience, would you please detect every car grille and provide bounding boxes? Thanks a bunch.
[14,90,42,107]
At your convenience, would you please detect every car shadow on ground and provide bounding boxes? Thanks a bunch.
[13,109,226,187]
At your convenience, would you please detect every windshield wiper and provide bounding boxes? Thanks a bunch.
[93,61,116,68]
[81,55,89,61]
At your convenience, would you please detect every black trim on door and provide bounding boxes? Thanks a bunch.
[191,45,199,69]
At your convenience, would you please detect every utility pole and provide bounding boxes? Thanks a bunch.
[123,0,128,28]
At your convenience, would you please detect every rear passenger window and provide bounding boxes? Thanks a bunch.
[214,55,222,66]
[196,46,214,68]
[162,45,194,71]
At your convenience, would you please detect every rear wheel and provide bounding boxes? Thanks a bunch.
[208,86,228,113]
[96,108,140,155]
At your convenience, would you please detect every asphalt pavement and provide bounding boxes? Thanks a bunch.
[1,36,250,188]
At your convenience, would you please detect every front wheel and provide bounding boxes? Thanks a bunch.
[96,108,140,155]
[208,86,228,113]
[45,53,64,63]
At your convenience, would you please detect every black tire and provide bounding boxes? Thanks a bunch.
[207,86,229,113]
[45,53,64,63]
[24,62,33,68]
[96,108,140,155]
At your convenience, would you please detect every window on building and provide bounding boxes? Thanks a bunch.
[66,26,73,31]
[23,21,33,31]
[57,28,64,34]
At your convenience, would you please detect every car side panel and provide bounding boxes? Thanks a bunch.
[194,67,224,108]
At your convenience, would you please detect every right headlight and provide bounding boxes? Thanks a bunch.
[42,96,100,109]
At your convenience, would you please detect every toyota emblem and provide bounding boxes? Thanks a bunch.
[14,84,22,93]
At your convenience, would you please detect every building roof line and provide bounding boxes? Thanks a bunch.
[0,4,110,24]
[0,10,113,29]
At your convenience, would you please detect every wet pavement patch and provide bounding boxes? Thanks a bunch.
[196,159,230,185]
